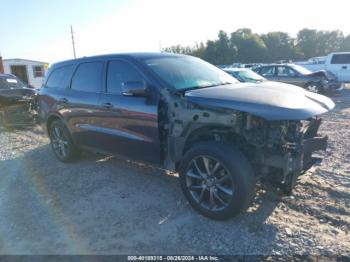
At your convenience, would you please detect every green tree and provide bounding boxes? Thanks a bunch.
[202,40,216,63]
[317,30,344,55]
[164,28,349,64]
[214,30,236,64]
[191,42,207,58]
[200,31,236,64]
[340,35,350,51]
[296,29,320,58]
[296,29,344,58]
[230,28,267,63]
[261,32,299,62]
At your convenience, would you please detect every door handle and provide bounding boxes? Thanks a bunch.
[342,66,347,69]
[59,98,68,103]
[101,102,114,109]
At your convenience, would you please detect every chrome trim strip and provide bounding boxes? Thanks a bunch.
[77,124,151,142]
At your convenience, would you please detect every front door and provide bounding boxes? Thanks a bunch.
[98,59,161,164]
[11,65,29,84]
[275,66,303,86]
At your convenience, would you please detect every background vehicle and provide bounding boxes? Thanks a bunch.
[295,52,350,82]
[223,68,266,83]
[39,53,334,220]
[0,74,38,126]
[295,56,326,73]
[253,64,344,94]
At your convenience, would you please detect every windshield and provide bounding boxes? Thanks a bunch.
[0,76,27,90]
[235,70,265,83]
[143,56,239,91]
[290,64,312,75]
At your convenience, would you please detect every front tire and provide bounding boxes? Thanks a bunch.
[179,142,256,220]
[49,119,80,162]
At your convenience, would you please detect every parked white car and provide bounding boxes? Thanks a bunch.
[295,52,350,82]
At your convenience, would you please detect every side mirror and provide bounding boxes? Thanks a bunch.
[122,81,150,97]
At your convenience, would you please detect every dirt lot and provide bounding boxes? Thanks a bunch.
[0,91,349,255]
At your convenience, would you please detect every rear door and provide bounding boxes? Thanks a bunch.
[98,59,161,164]
[64,61,105,148]
[39,64,75,121]
[327,54,350,82]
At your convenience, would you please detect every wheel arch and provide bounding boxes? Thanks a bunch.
[183,125,230,153]
[173,124,236,171]
[46,113,64,133]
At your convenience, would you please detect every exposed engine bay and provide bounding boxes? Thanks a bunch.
[159,87,328,193]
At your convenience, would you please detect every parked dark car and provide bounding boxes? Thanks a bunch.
[0,74,38,126]
[253,64,344,94]
[223,68,266,83]
[39,53,335,220]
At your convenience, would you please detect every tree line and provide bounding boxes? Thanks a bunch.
[163,28,350,65]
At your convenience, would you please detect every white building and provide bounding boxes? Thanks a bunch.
[3,58,49,88]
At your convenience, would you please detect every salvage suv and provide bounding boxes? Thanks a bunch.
[39,53,335,220]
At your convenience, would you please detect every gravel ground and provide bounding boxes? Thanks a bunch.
[0,90,349,255]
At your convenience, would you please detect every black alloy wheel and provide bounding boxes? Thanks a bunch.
[49,119,80,162]
[179,142,256,220]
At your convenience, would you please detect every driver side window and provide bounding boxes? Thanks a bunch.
[107,60,143,95]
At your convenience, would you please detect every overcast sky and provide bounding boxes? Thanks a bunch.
[1,0,349,63]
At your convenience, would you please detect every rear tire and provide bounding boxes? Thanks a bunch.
[49,119,80,162]
[179,141,256,220]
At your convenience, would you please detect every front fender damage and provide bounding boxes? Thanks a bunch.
[158,88,242,170]
[159,88,329,194]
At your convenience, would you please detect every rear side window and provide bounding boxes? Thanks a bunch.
[106,60,143,94]
[46,65,74,89]
[71,62,103,93]
[331,54,350,64]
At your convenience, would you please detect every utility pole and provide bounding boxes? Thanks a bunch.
[70,25,76,59]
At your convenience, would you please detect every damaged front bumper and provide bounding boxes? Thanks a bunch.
[260,118,328,193]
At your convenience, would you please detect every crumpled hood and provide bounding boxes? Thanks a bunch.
[185,82,335,120]
[307,70,337,80]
